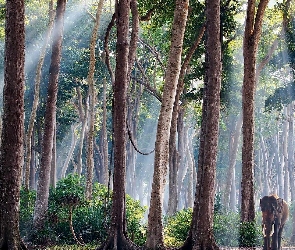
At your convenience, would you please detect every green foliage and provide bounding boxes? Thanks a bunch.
[164,208,192,247]
[238,221,262,248]
[265,82,295,111]
[20,175,147,246]
[163,208,264,248]
[20,188,36,236]
[214,212,240,246]
[126,195,147,246]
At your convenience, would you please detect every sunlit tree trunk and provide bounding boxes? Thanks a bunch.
[167,24,205,216]
[50,123,56,187]
[260,133,270,196]
[224,114,242,211]
[287,103,295,200]
[180,0,221,248]
[76,86,88,176]
[240,0,269,225]
[186,128,195,208]
[177,111,187,210]
[24,0,55,190]
[85,0,104,200]
[33,0,67,230]
[61,123,78,178]
[0,0,25,247]
[280,108,288,197]
[146,0,189,247]
[230,167,237,211]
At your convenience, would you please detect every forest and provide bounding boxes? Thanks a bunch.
[1,0,295,249]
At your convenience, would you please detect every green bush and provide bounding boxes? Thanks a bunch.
[126,195,147,246]
[20,174,147,246]
[164,208,192,247]
[238,221,262,247]
[20,188,36,238]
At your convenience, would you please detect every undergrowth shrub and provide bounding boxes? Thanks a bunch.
[163,208,264,248]
[238,221,261,247]
[164,208,192,247]
[20,174,147,246]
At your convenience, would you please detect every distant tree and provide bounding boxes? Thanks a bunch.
[0,0,26,248]
[240,0,269,226]
[33,0,67,231]
[146,0,189,248]
[85,0,104,200]
[180,0,221,248]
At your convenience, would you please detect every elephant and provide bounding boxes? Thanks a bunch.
[260,194,289,250]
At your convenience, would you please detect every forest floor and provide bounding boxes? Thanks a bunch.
[219,248,295,249]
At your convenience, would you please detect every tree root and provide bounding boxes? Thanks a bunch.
[97,232,140,250]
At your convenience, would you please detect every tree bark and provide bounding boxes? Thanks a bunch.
[241,0,269,224]
[97,0,138,249]
[0,0,26,247]
[33,0,67,231]
[146,0,189,248]
[180,0,221,248]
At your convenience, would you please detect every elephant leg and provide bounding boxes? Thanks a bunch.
[264,237,270,250]
[272,224,279,250]
[278,225,284,249]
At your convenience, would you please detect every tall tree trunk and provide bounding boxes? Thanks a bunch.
[181,0,221,248]
[33,0,67,230]
[240,0,269,225]
[85,0,104,200]
[24,0,55,190]
[167,24,205,216]
[0,0,25,247]
[97,0,138,249]
[146,0,189,248]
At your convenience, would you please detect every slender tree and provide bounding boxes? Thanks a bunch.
[85,0,105,200]
[146,0,189,247]
[0,0,26,248]
[33,0,67,230]
[180,0,221,248]
[240,0,269,225]
[167,24,205,216]
[24,0,55,190]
